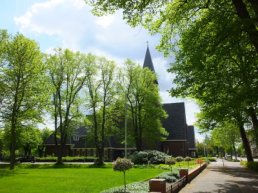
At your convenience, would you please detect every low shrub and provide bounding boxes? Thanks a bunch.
[241,161,258,172]
[130,151,148,164]
[156,172,179,183]
[113,158,133,193]
[130,150,169,164]
[101,181,148,193]
[207,157,217,162]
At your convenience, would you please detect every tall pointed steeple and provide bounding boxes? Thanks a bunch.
[143,45,155,72]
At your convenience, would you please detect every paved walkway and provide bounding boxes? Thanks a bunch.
[180,159,258,193]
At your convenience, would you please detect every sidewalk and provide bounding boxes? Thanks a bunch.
[180,159,258,193]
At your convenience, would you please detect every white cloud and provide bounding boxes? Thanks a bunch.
[14,0,96,50]
[14,0,201,137]
[96,15,115,28]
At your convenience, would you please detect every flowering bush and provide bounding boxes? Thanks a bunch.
[113,158,133,192]
[196,159,204,167]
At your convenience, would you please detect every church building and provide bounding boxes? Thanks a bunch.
[143,46,196,157]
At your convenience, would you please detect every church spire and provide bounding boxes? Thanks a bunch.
[143,45,158,84]
[143,45,155,72]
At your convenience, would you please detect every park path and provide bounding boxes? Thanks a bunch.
[179,159,258,193]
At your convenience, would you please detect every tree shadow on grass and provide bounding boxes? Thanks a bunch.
[0,169,28,178]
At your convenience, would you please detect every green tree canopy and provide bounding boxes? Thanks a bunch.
[0,32,48,169]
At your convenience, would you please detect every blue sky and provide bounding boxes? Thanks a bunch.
[0,0,203,141]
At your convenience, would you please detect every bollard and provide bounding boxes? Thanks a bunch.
[149,179,166,193]
[179,169,188,182]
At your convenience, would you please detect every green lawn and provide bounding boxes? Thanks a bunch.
[0,166,164,193]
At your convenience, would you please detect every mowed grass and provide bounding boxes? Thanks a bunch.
[0,167,164,193]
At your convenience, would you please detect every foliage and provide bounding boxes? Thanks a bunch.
[101,181,149,193]
[130,150,169,164]
[184,156,192,169]
[19,127,41,157]
[175,156,183,162]
[156,172,179,183]
[122,60,167,151]
[240,161,258,172]
[165,156,176,173]
[0,129,3,159]
[46,48,90,164]
[0,32,48,169]
[184,156,192,162]
[113,158,133,172]
[113,158,133,193]
[210,121,241,159]
[200,157,217,162]
[86,0,258,163]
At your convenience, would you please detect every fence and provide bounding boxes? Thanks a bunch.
[149,163,207,193]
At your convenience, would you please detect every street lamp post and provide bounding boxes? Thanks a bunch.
[124,94,127,158]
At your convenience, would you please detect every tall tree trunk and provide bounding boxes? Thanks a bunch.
[10,101,18,170]
[232,0,258,52]
[10,122,16,170]
[238,121,253,162]
[57,145,63,164]
[93,104,101,164]
[100,101,106,165]
[247,107,258,145]
[138,104,142,151]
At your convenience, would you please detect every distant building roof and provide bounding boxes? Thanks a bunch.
[73,126,86,136]
[143,46,155,72]
[43,126,126,149]
[43,133,72,145]
[187,125,196,149]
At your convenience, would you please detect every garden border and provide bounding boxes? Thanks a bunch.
[149,163,207,193]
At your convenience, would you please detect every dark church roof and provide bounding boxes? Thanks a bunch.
[43,126,125,149]
[43,133,72,145]
[143,46,155,72]
[162,103,188,140]
[187,126,196,149]
[73,126,86,136]
[142,46,196,152]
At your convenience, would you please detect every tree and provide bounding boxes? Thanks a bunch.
[87,1,258,55]
[47,49,88,164]
[84,55,117,165]
[122,60,167,151]
[38,127,52,157]
[165,156,176,173]
[184,156,192,169]
[87,0,258,161]
[197,106,254,162]
[19,126,41,157]
[0,129,3,160]
[113,158,133,193]
[175,156,183,168]
[211,121,241,160]
[0,33,47,170]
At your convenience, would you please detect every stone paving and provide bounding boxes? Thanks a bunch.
[180,159,258,193]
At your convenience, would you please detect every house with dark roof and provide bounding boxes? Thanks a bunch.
[43,126,135,160]
[143,46,196,157]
